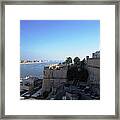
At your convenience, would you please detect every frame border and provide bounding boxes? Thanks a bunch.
[0,0,119,119]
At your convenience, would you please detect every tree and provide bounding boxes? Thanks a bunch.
[67,65,76,81]
[65,57,72,65]
[73,57,80,65]
[67,65,80,85]
[67,57,89,85]
[80,58,86,70]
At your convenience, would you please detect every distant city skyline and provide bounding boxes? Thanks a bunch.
[20,20,100,61]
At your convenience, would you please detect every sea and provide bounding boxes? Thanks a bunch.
[20,61,60,79]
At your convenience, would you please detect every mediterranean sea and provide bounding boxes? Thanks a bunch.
[20,61,60,79]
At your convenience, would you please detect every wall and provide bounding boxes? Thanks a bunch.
[42,66,67,92]
[87,58,100,84]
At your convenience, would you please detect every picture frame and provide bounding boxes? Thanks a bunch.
[0,0,119,119]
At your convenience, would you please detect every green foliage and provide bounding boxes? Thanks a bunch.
[80,58,86,70]
[65,57,72,65]
[73,57,80,65]
[67,57,89,85]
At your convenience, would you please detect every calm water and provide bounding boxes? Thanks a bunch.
[20,62,59,79]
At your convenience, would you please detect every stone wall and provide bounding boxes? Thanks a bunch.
[42,65,67,92]
[41,58,100,93]
[87,58,100,84]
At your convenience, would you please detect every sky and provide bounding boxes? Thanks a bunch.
[20,20,100,61]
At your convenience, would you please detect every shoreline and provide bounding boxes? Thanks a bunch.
[20,62,43,65]
[20,61,60,65]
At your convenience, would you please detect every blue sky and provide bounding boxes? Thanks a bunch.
[20,20,100,61]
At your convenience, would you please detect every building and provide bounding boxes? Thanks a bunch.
[39,51,100,99]
[41,64,68,93]
[86,51,100,85]
[92,51,100,59]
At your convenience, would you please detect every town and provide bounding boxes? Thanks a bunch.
[20,51,100,100]
[20,59,47,64]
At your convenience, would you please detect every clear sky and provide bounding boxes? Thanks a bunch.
[20,20,100,61]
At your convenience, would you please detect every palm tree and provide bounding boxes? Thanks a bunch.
[73,57,80,66]
[67,57,89,85]
[65,57,72,65]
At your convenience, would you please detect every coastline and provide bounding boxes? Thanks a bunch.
[20,62,42,65]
